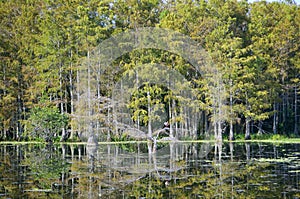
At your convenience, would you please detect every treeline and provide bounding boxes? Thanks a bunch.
[0,0,299,141]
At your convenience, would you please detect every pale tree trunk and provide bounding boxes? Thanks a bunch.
[204,110,208,137]
[112,93,118,139]
[282,92,287,135]
[97,52,101,99]
[147,91,155,153]
[136,70,140,130]
[183,106,188,138]
[212,71,224,142]
[76,61,81,139]
[229,80,234,141]
[87,50,92,139]
[216,88,223,141]
[96,57,101,137]
[245,117,251,140]
[69,50,74,139]
[257,121,263,135]
[87,51,91,118]
[273,102,278,134]
[213,103,217,140]
[65,86,68,114]
[229,120,234,140]
[245,93,251,140]
[168,99,173,138]
[147,91,152,138]
[57,40,69,141]
[174,100,178,138]
[58,42,63,114]
[212,90,217,140]
[217,120,222,141]
[294,86,298,135]
[16,62,24,140]
[171,99,176,138]
[192,112,198,140]
[107,108,111,141]
[59,59,67,141]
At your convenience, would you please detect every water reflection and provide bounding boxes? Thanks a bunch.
[1,142,300,198]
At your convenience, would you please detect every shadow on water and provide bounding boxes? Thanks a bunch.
[1,142,300,198]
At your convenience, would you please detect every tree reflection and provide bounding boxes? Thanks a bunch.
[1,142,300,198]
[0,144,71,198]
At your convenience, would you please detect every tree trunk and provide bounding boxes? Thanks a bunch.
[171,98,176,138]
[147,91,152,138]
[217,92,223,141]
[59,60,67,142]
[245,117,251,140]
[17,62,24,140]
[59,41,65,141]
[184,106,188,138]
[168,98,173,138]
[87,50,92,139]
[229,120,234,140]
[294,86,298,135]
[69,53,74,139]
[282,92,287,135]
[2,66,6,140]
[214,111,217,140]
[229,86,234,140]
[74,61,81,139]
[257,121,263,135]
[217,120,222,141]
[205,110,209,137]
[273,102,278,134]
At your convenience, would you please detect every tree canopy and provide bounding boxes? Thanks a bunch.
[0,0,299,141]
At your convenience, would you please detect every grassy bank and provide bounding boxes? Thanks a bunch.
[1,133,300,145]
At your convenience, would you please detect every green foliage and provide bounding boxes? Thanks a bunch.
[243,133,294,141]
[128,83,171,126]
[110,132,134,142]
[24,107,68,141]
[232,133,245,140]
[270,134,288,141]
[0,0,299,141]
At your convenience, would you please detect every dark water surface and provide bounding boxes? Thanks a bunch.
[1,142,300,198]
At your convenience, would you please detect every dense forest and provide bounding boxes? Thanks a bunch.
[0,0,299,142]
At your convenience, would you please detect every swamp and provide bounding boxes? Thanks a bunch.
[0,1,299,198]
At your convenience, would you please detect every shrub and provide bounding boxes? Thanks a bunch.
[24,106,68,142]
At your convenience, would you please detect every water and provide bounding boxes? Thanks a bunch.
[1,142,300,198]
